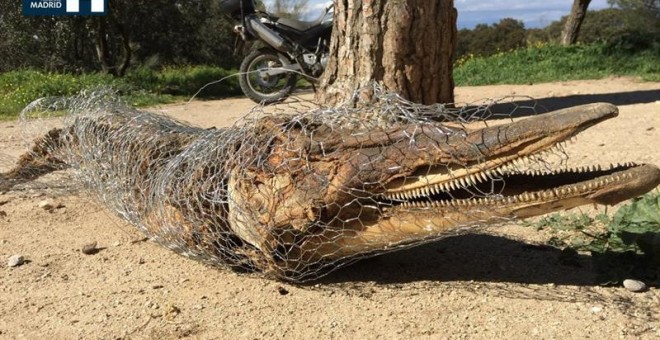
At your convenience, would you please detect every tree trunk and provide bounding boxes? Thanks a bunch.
[316,0,457,106]
[94,17,116,76]
[94,6,131,77]
[561,0,591,45]
[107,11,131,77]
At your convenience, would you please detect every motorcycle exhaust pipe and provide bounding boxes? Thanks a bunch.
[245,16,289,52]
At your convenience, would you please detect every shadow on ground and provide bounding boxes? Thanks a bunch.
[311,233,660,321]
[319,233,597,286]
[469,89,660,119]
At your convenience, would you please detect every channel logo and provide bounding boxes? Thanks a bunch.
[23,0,108,16]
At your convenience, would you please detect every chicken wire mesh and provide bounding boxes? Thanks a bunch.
[0,86,575,282]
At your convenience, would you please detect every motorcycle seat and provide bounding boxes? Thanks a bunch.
[276,10,327,32]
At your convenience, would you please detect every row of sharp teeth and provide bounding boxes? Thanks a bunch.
[384,143,566,201]
[396,170,635,209]
[497,142,569,173]
[517,162,638,177]
[385,144,637,202]
[385,170,491,201]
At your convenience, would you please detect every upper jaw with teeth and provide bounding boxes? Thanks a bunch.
[384,140,574,202]
[377,103,660,210]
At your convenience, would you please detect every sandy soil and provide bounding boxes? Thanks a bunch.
[1,77,659,339]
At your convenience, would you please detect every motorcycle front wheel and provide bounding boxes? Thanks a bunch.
[239,48,297,104]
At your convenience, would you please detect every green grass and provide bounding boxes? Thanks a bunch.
[127,65,242,98]
[0,66,242,120]
[523,192,660,285]
[454,43,660,86]
[1,43,658,120]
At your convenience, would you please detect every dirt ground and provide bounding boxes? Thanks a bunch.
[1,77,659,339]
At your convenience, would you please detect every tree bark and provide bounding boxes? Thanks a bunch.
[316,0,457,106]
[107,11,131,77]
[94,17,115,76]
[561,0,592,45]
[94,5,131,77]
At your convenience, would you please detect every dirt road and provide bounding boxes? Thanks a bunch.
[1,78,659,339]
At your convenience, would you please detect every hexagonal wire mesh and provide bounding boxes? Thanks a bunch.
[2,86,580,282]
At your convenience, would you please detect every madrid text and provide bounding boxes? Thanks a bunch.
[30,1,62,9]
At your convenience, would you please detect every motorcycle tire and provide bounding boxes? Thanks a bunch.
[239,48,297,105]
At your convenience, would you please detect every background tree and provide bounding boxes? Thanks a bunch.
[316,0,457,106]
[610,0,660,11]
[561,0,592,45]
[95,2,130,76]
[529,5,658,50]
[456,18,526,58]
[0,0,238,74]
[0,3,95,73]
[606,0,659,49]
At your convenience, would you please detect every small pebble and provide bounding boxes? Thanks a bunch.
[37,199,64,211]
[166,304,180,314]
[81,242,98,255]
[38,199,55,210]
[8,255,25,267]
[623,279,647,293]
[277,286,290,296]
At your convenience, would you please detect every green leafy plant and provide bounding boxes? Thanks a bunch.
[608,194,660,263]
[523,192,660,285]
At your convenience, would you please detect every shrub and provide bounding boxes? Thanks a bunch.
[0,66,243,119]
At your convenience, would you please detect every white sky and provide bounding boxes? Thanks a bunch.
[265,0,612,28]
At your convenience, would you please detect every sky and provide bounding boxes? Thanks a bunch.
[453,0,611,28]
[267,0,613,29]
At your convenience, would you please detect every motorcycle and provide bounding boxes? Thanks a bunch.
[219,0,333,104]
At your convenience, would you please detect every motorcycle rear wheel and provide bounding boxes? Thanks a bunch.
[239,48,297,104]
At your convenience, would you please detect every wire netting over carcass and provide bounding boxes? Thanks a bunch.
[5,87,577,282]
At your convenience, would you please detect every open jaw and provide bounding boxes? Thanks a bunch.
[383,162,660,217]
[377,102,660,216]
[314,105,660,262]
